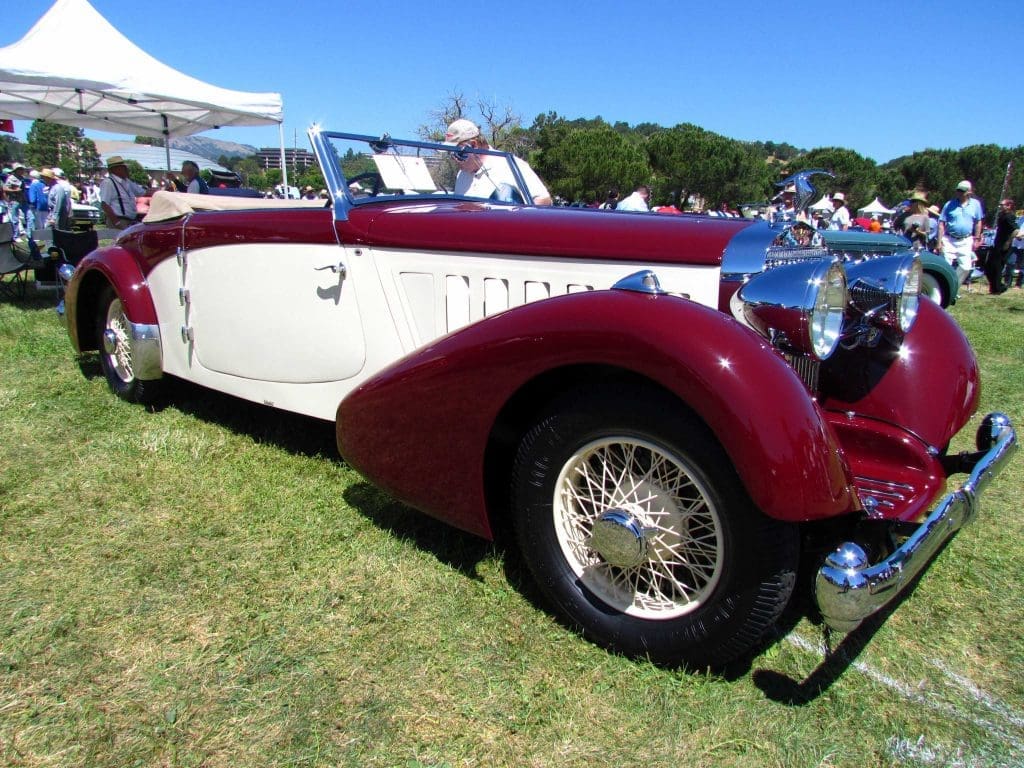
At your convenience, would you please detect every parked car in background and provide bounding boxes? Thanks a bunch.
[70,201,103,231]
[814,228,959,307]
[61,129,1016,668]
[207,169,263,199]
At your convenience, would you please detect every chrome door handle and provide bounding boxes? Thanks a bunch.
[315,262,347,278]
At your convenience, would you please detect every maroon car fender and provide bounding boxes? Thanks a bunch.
[820,299,979,451]
[66,245,159,353]
[337,290,859,539]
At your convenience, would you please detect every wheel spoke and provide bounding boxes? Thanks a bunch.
[554,437,724,619]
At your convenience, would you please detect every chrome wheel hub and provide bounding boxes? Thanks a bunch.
[588,509,651,568]
[102,328,119,355]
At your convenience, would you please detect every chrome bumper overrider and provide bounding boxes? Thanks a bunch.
[126,321,163,380]
[816,413,1017,632]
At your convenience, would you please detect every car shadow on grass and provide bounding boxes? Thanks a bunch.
[76,357,339,458]
[77,356,497,580]
[342,481,496,581]
[750,549,940,704]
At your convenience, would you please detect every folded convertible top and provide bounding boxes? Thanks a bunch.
[144,191,327,223]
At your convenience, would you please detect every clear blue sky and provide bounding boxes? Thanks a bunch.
[6,0,1023,163]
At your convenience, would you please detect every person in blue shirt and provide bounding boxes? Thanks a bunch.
[937,180,985,285]
[27,169,50,236]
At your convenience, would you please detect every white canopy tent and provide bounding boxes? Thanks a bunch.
[808,195,834,212]
[858,198,895,216]
[0,0,287,186]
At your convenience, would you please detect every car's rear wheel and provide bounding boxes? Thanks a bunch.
[511,385,798,668]
[96,285,160,404]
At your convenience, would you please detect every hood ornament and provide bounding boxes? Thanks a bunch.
[775,169,834,214]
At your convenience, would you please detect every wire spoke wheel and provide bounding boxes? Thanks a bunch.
[95,284,161,404]
[103,296,134,383]
[554,437,723,619]
[512,384,799,667]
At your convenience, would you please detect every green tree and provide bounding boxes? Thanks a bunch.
[646,124,771,210]
[232,156,261,186]
[0,135,26,165]
[889,150,958,200]
[295,164,325,193]
[124,159,149,186]
[532,123,649,204]
[134,135,165,147]
[25,121,100,180]
[790,147,880,210]
[957,144,1012,211]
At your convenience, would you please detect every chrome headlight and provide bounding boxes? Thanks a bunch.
[846,254,922,333]
[731,259,847,360]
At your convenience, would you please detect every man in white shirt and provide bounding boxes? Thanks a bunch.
[99,156,148,229]
[615,185,651,212]
[937,180,986,284]
[444,119,551,206]
[829,192,851,230]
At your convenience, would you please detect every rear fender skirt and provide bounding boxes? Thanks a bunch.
[337,289,858,539]
[66,246,159,352]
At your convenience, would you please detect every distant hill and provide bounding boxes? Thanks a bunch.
[169,136,257,162]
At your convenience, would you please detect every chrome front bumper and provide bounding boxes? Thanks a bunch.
[816,413,1017,632]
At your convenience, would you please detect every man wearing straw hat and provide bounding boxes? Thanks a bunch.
[99,156,148,229]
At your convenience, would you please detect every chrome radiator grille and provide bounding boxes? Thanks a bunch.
[784,353,821,394]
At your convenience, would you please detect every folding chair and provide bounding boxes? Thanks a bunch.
[49,228,99,266]
[45,228,99,304]
[0,221,31,300]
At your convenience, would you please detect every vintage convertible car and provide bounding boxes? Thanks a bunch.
[62,130,1017,668]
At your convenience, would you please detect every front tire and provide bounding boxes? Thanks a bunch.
[96,285,161,404]
[511,385,798,668]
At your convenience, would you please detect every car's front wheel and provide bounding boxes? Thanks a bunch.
[96,285,161,404]
[511,385,798,668]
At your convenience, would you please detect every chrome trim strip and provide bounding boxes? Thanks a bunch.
[129,321,163,381]
[816,413,1017,632]
[309,126,352,223]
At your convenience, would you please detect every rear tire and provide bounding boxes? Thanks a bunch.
[96,285,161,404]
[511,385,798,668]
[921,271,948,307]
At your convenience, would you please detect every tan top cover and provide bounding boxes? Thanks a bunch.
[144,191,327,223]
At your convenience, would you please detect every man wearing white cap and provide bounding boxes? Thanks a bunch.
[937,180,985,284]
[443,118,551,206]
[100,155,148,229]
[829,192,850,231]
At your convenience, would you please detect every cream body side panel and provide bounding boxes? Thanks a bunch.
[145,244,721,421]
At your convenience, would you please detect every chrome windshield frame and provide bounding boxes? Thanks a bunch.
[308,127,534,223]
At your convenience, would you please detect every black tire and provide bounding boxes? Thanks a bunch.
[96,285,161,404]
[511,384,799,668]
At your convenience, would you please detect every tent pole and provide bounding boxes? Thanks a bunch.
[162,115,171,172]
[278,122,289,196]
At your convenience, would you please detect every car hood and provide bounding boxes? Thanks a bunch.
[337,201,750,266]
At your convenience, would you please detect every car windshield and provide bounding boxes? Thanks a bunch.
[312,130,533,209]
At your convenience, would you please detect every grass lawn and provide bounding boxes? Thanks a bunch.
[1,281,1022,768]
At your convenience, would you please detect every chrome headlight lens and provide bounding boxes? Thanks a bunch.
[846,254,922,333]
[731,259,847,360]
